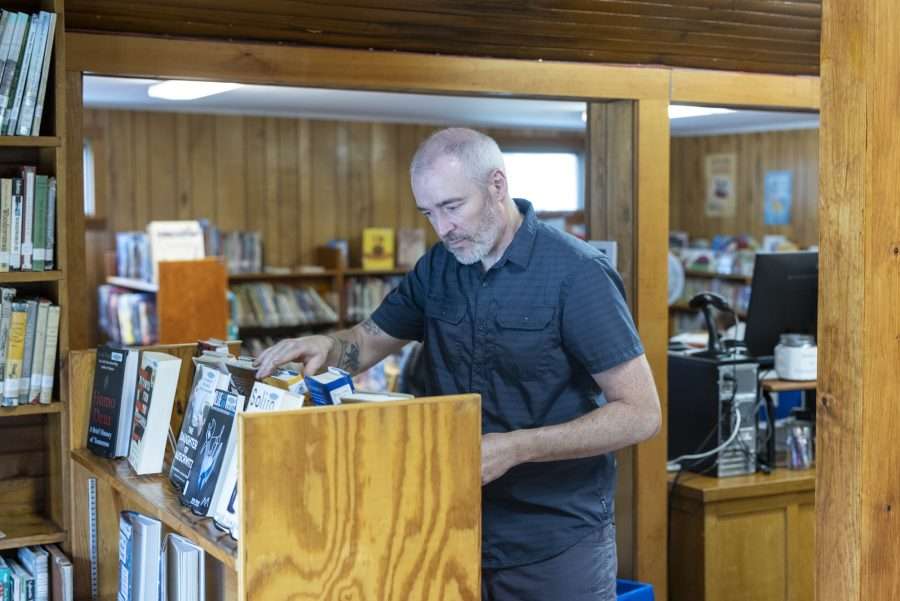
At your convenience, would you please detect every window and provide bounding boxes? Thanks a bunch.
[503,152,582,212]
[83,138,96,216]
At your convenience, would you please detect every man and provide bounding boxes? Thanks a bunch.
[255,127,661,601]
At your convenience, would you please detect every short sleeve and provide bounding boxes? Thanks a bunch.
[370,255,428,342]
[560,254,644,374]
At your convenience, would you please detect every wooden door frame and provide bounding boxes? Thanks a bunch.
[65,31,820,598]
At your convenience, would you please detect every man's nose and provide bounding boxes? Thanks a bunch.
[434,215,454,238]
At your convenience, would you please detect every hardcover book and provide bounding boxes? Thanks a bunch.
[87,345,140,458]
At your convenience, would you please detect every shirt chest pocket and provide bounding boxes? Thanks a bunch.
[424,298,468,371]
[493,306,557,381]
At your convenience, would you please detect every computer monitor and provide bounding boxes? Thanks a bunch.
[744,251,818,359]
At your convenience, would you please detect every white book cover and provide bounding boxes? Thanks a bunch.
[128,351,182,475]
[8,180,21,270]
[27,299,47,403]
[210,381,304,532]
[16,11,46,136]
[29,12,55,136]
[0,287,14,386]
[162,534,205,601]
[0,178,10,271]
[38,303,59,404]
[146,220,205,284]
[128,512,162,601]
[0,13,12,86]
[5,12,35,136]
[0,13,26,128]
[44,177,54,269]
[20,166,34,270]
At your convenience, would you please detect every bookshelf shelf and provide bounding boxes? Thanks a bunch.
[229,269,338,281]
[0,136,61,148]
[0,513,66,551]
[71,449,238,570]
[105,275,158,292]
[237,322,338,336]
[344,267,409,277]
[0,270,63,284]
[684,269,752,284]
[0,402,62,417]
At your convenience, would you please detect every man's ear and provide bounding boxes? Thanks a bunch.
[487,168,508,202]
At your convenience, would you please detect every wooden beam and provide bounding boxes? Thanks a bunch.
[671,68,820,109]
[818,0,900,599]
[634,98,669,598]
[66,33,670,101]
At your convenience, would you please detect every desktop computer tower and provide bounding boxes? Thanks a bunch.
[668,353,759,477]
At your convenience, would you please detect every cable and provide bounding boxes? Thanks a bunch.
[667,409,742,469]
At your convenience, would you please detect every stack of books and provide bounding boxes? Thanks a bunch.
[114,232,152,282]
[97,285,156,346]
[198,220,263,274]
[0,288,60,407]
[232,283,338,328]
[0,169,57,272]
[0,544,73,601]
[0,10,57,137]
[119,516,205,601]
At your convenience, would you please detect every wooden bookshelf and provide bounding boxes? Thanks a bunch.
[66,343,481,600]
[0,513,66,551]
[0,0,72,567]
[0,135,61,148]
[0,270,64,284]
[0,402,62,417]
[228,269,339,282]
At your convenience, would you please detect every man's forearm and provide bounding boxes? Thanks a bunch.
[508,400,660,465]
[324,318,403,375]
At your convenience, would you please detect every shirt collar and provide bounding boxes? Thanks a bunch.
[497,198,538,269]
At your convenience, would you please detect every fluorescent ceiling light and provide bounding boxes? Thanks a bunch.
[147,80,243,101]
[668,105,735,120]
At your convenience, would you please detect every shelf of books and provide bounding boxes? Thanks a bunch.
[66,341,481,600]
[0,1,78,596]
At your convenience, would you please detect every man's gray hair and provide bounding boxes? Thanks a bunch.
[410,127,506,184]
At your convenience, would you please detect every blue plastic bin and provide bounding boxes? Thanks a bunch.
[617,579,654,600]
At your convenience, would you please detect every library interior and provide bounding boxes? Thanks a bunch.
[0,2,894,601]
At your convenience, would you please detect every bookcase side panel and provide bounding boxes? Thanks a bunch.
[240,395,482,601]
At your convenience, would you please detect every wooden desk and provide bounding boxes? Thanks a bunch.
[669,469,815,601]
[761,379,817,393]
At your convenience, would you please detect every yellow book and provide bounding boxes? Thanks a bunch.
[2,303,27,406]
[362,227,395,270]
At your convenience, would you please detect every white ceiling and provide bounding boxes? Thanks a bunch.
[82,75,819,137]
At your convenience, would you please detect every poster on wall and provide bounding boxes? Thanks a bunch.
[763,170,793,225]
[704,153,737,218]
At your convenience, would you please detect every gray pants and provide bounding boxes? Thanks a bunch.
[482,522,618,601]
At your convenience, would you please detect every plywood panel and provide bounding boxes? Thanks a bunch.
[670,128,819,248]
[240,395,481,601]
[709,509,787,601]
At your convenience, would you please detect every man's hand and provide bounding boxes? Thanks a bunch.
[253,335,334,378]
[482,432,526,486]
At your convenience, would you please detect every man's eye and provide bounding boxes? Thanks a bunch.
[447,204,459,212]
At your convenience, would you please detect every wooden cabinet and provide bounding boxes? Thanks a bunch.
[669,469,815,601]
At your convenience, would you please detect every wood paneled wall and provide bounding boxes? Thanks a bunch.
[669,128,819,248]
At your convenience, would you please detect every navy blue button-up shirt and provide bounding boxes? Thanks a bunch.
[371,199,644,568]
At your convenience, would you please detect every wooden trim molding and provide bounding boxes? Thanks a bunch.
[670,68,820,110]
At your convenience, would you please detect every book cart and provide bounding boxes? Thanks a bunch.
[65,342,481,600]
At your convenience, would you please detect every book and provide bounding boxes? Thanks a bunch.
[29,12,55,136]
[305,367,355,406]
[16,12,47,137]
[44,178,54,269]
[20,166,35,270]
[396,227,425,269]
[128,351,182,475]
[17,298,37,404]
[38,304,59,404]
[7,556,35,601]
[31,174,47,271]
[26,299,48,404]
[9,177,22,270]
[211,381,304,536]
[146,221,205,284]
[45,545,72,601]
[16,546,47,601]
[0,178,10,271]
[362,227,395,270]
[162,534,205,601]
[180,389,240,515]
[169,358,230,492]
[118,512,161,601]
[86,345,140,458]
[0,286,15,389]
[0,13,27,131]
[340,391,414,403]
[2,301,26,406]
[4,12,34,136]
[0,554,11,601]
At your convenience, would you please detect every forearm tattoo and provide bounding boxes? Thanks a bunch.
[361,318,385,337]
[328,334,361,374]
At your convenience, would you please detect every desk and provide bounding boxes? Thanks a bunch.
[761,379,817,393]
[669,468,815,601]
